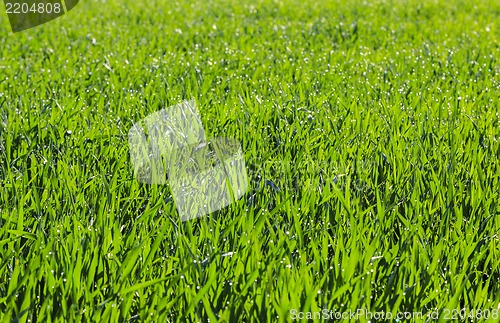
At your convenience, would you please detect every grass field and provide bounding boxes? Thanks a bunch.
[0,0,499,321]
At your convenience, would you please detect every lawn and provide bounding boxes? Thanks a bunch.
[0,0,499,321]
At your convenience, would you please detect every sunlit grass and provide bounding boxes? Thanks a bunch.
[0,0,499,321]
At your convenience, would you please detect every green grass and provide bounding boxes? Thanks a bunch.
[0,0,499,321]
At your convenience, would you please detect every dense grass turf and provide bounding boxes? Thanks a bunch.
[1,0,499,321]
